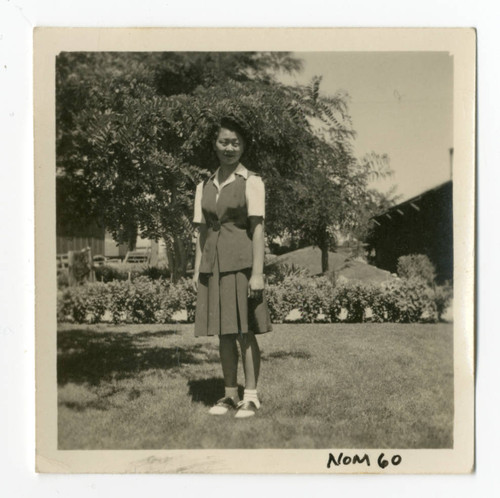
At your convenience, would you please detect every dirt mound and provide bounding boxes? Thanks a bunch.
[267,246,394,285]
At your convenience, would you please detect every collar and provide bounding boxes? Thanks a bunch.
[211,163,248,189]
[234,163,249,179]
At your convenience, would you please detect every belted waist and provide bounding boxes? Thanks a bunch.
[207,219,221,231]
[206,220,248,232]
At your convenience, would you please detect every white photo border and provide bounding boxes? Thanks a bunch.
[34,27,476,474]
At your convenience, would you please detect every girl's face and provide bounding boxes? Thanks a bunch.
[214,127,245,167]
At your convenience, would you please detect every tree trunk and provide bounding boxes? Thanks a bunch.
[174,236,187,279]
[166,244,175,280]
[320,241,329,274]
[127,224,138,252]
[128,235,137,252]
[165,236,187,283]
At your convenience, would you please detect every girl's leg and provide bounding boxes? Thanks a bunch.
[237,331,261,389]
[209,334,240,415]
[219,334,239,389]
[235,331,261,418]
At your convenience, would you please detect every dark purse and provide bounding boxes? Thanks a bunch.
[248,288,273,334]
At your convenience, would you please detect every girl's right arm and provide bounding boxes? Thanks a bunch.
[192,180,206,291]
[192,224,206,291]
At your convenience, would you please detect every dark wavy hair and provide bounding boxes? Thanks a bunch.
[214,116,251,150]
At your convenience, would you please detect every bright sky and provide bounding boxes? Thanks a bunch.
[281,52,454,201]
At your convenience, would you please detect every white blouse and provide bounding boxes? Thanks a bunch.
[193,163,265,224]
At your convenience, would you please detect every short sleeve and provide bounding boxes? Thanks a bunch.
[193,181,206,224]
[246,175,265,218]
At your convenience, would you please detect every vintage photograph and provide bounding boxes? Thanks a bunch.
[35,28,475,473]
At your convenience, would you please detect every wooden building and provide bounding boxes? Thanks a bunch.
[56,221,105,257]
[367,181,453,283]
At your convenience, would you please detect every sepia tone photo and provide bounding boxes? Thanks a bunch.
[35,28,475,474]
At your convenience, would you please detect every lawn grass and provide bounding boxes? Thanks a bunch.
[57,322,453,449]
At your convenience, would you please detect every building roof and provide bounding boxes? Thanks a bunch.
[371,180,452,224]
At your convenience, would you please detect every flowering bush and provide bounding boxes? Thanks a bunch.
[58,282,108,323]
[103,278,165,324]
[159,278,197,323]
[266,275,333,323]
[265,285,288,323]
[372,279,438,323]
[333,283,378,323]
[298,276,333,323]
[128,276,166,323]
[106,280,135,324]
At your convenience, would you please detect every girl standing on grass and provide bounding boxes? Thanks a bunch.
[192,117,272,419]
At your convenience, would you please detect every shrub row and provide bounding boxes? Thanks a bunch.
[267,277,451,324]
[57,275,452,325]
[57,276,195,324]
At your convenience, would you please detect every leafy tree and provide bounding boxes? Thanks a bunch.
[56,52,392,278]
[56,52,312,280]
[353,183,401,244]
[266,77,393,272]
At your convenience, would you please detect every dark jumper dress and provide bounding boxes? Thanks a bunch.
[194,171,272,337]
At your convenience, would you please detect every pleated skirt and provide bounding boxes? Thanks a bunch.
[194,253,272,337]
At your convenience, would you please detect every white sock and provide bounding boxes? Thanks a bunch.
[243,389,260,409]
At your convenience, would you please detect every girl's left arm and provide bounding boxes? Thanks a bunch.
[249,217,265,298]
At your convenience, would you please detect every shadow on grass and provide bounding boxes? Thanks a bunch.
[263,350,312,360]
[186,351,311,407]
[62,399,112,412]
[58,329,219,386]
[59,384,147,412]
[187,378,245,406]
[133,329,181,339]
